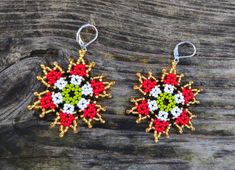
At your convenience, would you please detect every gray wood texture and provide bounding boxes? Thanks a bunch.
[0,0,235,169]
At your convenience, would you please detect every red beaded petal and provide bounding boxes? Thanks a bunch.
[182,88,194,104]
[136,99,149,116]
[141,79,157,93]
[40,92,55,110]
[46,70,62,85]
[163,73,178,86]
[175,109,190,126]
[91,80,105,96]
[60,113,76,127]
[154,118,169,133]
[70,64,87,77]
[83,103,97,119]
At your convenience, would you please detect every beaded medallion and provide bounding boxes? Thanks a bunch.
[28,50,114,137]
[127,61,201,143]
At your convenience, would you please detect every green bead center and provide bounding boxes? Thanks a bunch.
[61,84,82,105]
[156,92,176,113]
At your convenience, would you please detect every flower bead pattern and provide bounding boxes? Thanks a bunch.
[82,84,93,96]
[128,61,201,142]
[158,111,169,121]
[55,78,67,90]
[77,98,89,111]
[148,100,158,112]
[164,84,174,94]
[63,104,75,114]
[174,93,184,104]
[156,92,176,113]
[171,107,182,118]
[70,75,83,86]
[28,50,114,137]
[52,92,63,105]
[150,86,161,98]
[61,84,82,105]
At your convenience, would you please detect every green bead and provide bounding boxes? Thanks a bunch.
[61,83,83,105]
[156,91,176,113]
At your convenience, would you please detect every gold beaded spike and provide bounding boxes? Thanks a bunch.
[28,24,114,137]
[127,41,201,143]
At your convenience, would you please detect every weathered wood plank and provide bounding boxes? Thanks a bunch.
[0,0,235,169]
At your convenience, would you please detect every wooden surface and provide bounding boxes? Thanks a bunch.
[0,0,235,169]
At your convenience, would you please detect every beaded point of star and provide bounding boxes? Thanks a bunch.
[28,50,115,137]
[127,61,201,143]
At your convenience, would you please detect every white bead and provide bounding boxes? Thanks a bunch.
[150,86,162,98]
[174,93,185,104]
[77,98,89,111]
[148,100,158,112]
[62,104,75,114]
[164,84,174,94]
[171,107,182,118]
[82,83,93,96]
[158,111,168,121]
[54,78,67,90]
[52,92,63,104]
[70,75,83,86]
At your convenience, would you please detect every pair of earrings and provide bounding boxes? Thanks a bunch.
[28,24,201,143]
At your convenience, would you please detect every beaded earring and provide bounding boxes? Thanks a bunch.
[28,24,115,137]
[127,41,202,143]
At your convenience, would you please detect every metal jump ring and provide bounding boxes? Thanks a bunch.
[76,23,98,50]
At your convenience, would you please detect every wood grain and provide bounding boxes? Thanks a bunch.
[0,0,235,169]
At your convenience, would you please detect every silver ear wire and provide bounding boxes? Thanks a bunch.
[173,41,196,63]
[76,23,98,50]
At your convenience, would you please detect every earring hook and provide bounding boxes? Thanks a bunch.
[173,41,196,63]
[76,23,98,50]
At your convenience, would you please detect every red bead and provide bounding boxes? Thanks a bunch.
[175,109,190,126]
[91,80,105,96]
[182,88,194,104]
[83,103,97,119]
[70,64,87,77]
[136,99,149,116]
[46,70,62,85]
[40,92,55,110]
[154,118,169,133]
[141,79,157,93]
[60,113,76,127]
[163,73,178,86]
